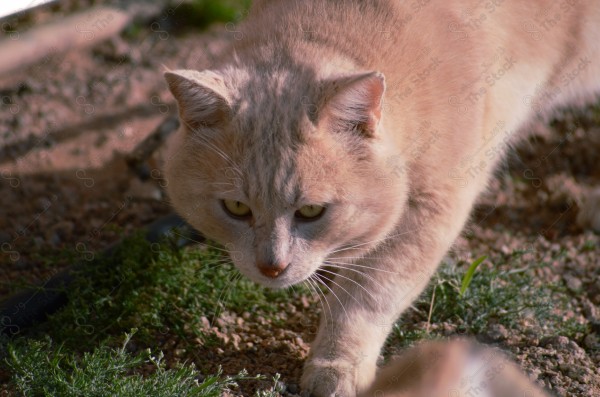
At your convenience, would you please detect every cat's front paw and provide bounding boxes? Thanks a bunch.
[300,359,364,397]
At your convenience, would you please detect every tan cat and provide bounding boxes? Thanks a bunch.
[163,0,600,396]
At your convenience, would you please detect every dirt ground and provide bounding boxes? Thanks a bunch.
[1,2,599,396]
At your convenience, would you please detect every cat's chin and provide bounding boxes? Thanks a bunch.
[238,267,316,290]
[260,278,300,289]
[252,274,309,290]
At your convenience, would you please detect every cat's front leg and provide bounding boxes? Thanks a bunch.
[301,183,480,397]
[300,262,434,397]
[300,296,413,397]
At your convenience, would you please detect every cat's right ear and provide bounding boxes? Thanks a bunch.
[319,71,386,138]
[164,69,231,131]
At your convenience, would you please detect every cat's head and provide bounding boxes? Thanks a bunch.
[163,65,408,288]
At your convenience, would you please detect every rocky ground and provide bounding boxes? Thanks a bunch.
[1,2,599,396]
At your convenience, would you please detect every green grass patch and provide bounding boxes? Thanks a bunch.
[427,262,555,332]
[397,252,587,342]
[1,230,307,395]
[2,226,588,394]
[167,0,253,32]
[40,231,305,348]
[123,0,252,39]
[186,0,252,23]
[4,330,265,397]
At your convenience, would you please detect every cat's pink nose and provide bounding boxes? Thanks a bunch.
[257,261,289,278]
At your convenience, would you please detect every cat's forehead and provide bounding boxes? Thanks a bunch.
[233,144,308,211]
[233,63,319,118]
[217,133,335,211]
[220,65,341,208]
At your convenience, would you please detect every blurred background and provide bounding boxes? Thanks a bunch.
[0,0,251,293]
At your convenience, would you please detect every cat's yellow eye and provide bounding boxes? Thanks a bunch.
[295,204,326,220]
[222,199,252,218]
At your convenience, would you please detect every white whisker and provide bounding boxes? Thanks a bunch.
[188,129,242,174]
[210,271,241,327]
[313,274,348,320]
[329,228,417,255]
[317,272,362,307]
[201,258,234,272]
[324,260,401,275]
[304,278,331,328]
[327,256,389,261]
[179,118,244,178]
[170,231,232,255]
[318,267,377,303]
[311,278,333,330]
[169,230,208,246]
[322,263,386,299]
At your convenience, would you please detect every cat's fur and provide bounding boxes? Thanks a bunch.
[358,339,550,397]
[163,0,600,395]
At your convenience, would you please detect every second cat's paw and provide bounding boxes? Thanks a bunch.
[300,359,360,397]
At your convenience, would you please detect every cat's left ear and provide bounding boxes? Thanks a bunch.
[320,71,385,138]
[164,69,231,131]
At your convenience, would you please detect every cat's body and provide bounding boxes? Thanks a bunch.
[163,1,600,395]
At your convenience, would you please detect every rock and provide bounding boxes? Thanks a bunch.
[568,365,592,384]
[565,340,587,360]
[553,386,567,396]
[540,335,570,348]
[125,179,162,201]
[441,322,457,336]
[200,316,210,329]
[46,221,74,245]
[286,383,299,394]
[545,173,582,207]
[529,367,542,380]
[581,298,598,320]
[591,320,600,334]
[483,323,509,342]
[563,274,583,292]
[583,334,599,349]
[231,333,241,350]
[558,363,571,372]
[576,188,600,232]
